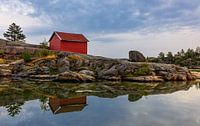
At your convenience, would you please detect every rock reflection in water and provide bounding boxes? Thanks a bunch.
[0,80,199,117]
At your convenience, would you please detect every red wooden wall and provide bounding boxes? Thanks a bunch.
[49,35,88,54]
[60,41,87,54]
[49,34,60,50]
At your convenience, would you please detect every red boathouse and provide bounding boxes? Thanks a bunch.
[49,32,89,54]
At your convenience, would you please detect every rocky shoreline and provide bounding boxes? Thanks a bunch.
[0,52,196,82]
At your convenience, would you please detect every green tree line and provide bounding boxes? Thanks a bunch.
[147,47,200,68]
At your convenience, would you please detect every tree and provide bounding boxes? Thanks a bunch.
[3,23,26,42]
[196,46,200,54]
[39,38,49,49]
[5,102,24,117]
[158,52,165,61]
[166,52,174,63]
[180,49,185,56]
[185,48,195,58]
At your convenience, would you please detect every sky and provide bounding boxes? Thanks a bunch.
[0,0,200,58]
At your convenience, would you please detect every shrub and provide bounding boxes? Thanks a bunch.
[67,54,82,61]
[0,58,6,64]
[39,40,49,49]
[40,49,50,57]
[34,49,54,57]
[22,52,32,62]
[133,63,151,76]
[0,50,4,55]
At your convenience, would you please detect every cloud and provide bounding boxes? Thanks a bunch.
[89,27,200,58]
[1,0,200,57]
[0,0,52,43]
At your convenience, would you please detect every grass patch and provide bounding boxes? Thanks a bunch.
[0,50,4,55]
[126,63,151,77]
[34,49,54,57]
[67,54,82,61]
[190,69,200,72]
[134,63,151,76]
[22,52,32,62]
[0,58,6,64]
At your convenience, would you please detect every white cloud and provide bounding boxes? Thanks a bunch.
[0,0,35,15]
[0,0,52,42]
[50,0,60,4]
[132,9,140,17]
[89,27,200,58]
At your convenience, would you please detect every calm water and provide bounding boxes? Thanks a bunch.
[0,80,200,126]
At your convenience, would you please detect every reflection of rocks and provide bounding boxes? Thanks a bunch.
[49,96,87,114]
[124,76,164,82]
[29,75,58,81]
[128,93,143,102]
[191,71,200,79]
[0,80,198,116]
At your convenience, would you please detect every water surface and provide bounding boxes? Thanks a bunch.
[0,80,200,126]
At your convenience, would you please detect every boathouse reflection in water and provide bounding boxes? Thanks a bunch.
[49,96,87,114]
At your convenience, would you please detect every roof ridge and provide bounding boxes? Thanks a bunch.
[55,31,83,35]
[51,31,89,42]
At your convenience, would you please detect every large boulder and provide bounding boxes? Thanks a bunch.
[129,51,145,62]
[98,66,118,78]
[57,58,70,73]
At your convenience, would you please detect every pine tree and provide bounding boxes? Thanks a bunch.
[3,23,26,42]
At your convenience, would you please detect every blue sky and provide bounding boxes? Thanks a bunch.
[0,0,200,58]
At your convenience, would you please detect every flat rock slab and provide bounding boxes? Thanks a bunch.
[124,76,164,82]
[29,75,59,79]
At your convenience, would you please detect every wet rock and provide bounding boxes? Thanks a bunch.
[177,74,187,81]
[57,71,95,82]
[123,76,164,82]
[99,76,121,81]
[191,71,200,79]
[29,75,58,81]
[76,90,102,93]
[129,50,145,62]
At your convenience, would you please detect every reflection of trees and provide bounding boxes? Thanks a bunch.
[195,83,200,90]
[40,97,50,112]
[5,102,24,117]
[0,80,199,116]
